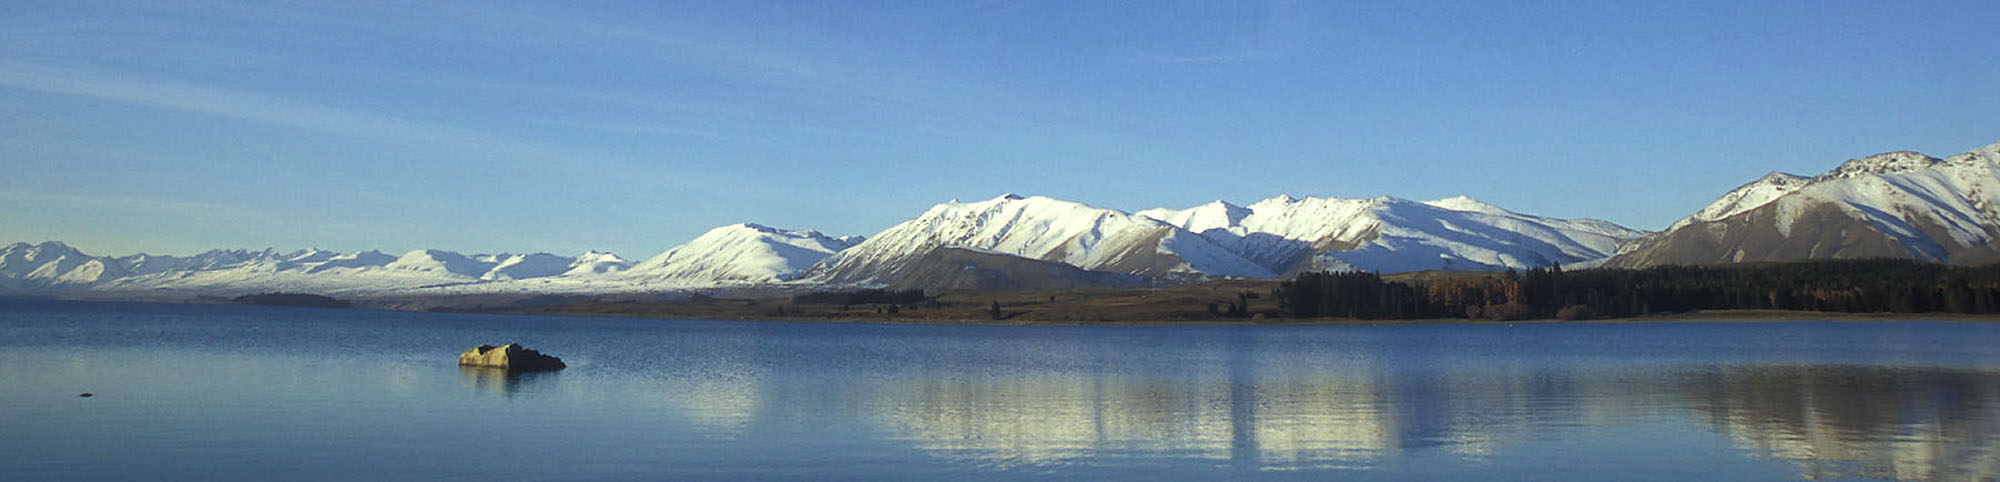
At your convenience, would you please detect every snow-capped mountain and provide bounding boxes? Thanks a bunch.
[1607,141,2000,267]
[0,241,653,297]
[1141,194,1647,274]
[0,241,120,286]
[563,251,631,277]
[802,194,1275,286]
[94,248,513,295]
[5,186,1668,298]
[480,253,576,281]
[385,250,492,278]
[0,222,873,297]
[1664,172,1814,232]
[1134,201,1251,234]
[619,223,861,285]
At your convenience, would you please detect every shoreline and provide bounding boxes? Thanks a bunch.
[16,295,2000,326]
[483,306,2000,327]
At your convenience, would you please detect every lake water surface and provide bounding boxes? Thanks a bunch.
[4,299,2000,480]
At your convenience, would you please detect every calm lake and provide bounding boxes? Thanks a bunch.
[4,300,1999,481]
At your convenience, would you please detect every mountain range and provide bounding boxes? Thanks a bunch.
[7,140,1998,300]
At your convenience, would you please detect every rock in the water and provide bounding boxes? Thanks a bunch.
[457,344,566,371]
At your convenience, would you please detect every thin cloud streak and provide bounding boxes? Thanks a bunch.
[0,58,763,199]
[0,59,577,164]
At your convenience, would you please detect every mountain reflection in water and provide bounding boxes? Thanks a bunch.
[1687,366,2000,480]
[646,331,2000,479]
[11,301,1997,480]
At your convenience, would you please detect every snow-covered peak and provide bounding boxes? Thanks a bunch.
[807,194,1273,284]
[706,223,860,252]
[4,241,641,296]
[734,222,785,234]
[621,223,858,284]
[2,241,92,281]
[307,250,397,272]
[481,253,573,281]
[1943,140,2000,166]
[573,250,624,263]
[4,241,83,262]
[1614,140,2000,267]
[1825,151,1940,178]
[1137,200,1250,234]
[564,250,630,276]
[386,249,491,278]
[282,248,341,265]
[1234,194,1386,242]
[2,242,94,279]
[929,193,1056,214]
[724,223,855,246]
[1672,171,1813,230]
[1139,193,1644,273]
[877,195,1159,261]
[115,253,187,276]
[1422,195,1512,215]
[1248,194,1307,210]
[1668,143,2000,235]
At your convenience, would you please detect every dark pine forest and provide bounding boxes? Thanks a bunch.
[1276,259,2000,320]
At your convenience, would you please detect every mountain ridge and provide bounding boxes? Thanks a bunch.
[2,188,1641,298]
[1607,141,2000,268]
[25,138,2000,302]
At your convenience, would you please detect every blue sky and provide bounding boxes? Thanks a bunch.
[3,0,1996,258]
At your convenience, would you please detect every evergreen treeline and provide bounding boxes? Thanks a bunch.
[792,289,927,306]
[1276,259,2000,320]
[231,292,351,308]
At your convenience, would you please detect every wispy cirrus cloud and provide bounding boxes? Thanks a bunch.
[0,59,577,162]
[0,56,778,221]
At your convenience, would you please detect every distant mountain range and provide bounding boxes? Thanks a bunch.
[7,140,1998,300]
